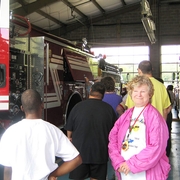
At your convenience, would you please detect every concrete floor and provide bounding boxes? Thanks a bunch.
[58,111,180,180]
[167,120,180,180]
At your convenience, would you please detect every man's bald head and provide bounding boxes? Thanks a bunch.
[138,60,153,75]
[21,89,42,114]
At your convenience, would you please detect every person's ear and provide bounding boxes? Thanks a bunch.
[138,69,142,75]
[21,105,24,112]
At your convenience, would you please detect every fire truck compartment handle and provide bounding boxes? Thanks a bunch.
[0,64,6,87]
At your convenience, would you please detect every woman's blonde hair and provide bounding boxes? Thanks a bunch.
[127,75,154,98]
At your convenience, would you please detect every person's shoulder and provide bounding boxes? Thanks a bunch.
[150,77,167,89]
[5,120,23,130]
[101,100,116,110]
[1,120,23,138]
[104,93,122,101]
[125,106,134,113]
[150,77,163,85]
[43,121,64,134]
[101,99,112,106]
[146,103,156,110]
[70,100,85,109]
[146,104,163,116]
[118,107,133,120]
[115,93,122,99]
[43,120,58,128]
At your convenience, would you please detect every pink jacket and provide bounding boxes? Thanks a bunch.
[108,104,171,180]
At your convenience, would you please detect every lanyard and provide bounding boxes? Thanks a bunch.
[122,104,148,151]
[126,104,148,139]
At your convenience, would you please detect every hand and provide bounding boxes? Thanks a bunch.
[118,162,130,175]
[48,175,57,180]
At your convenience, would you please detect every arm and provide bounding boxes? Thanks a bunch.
[48,154,82,180]
[163,89,172,120]
[116,102,126,117]
[67,130,73,141]
[108,118,126,171]
[163,105,172,120]
[4,166,12,180]
[116,94,128,117]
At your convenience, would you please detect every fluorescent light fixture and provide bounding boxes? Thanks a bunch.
[140,0,156,44]
[141,0,152,17]
[141,17,156,44]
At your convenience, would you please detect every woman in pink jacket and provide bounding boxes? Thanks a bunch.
[108,75,170,180]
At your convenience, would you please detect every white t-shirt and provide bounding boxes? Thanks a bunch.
[121,107,146,180]
[0,119,79,180]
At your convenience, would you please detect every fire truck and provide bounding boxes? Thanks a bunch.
[0,0,10,129]
[0,0,122,130]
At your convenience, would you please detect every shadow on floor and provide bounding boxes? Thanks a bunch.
[167,120,180,180]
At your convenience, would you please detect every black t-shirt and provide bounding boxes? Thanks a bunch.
[64,99,117,163]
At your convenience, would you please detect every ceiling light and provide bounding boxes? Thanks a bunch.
[141,17,156,44]
[141,0,152,17]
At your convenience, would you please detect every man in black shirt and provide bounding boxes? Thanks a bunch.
[65,82,117,180]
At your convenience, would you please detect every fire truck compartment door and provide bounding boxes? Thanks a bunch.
[64,49,93,81]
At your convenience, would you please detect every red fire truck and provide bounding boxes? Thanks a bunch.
[0,0,122,130]
[0,0,10,128]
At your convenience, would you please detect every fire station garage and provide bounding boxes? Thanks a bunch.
[0,0,180,180]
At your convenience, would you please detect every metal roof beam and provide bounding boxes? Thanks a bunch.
[61,0,88,19]
[50,2,141,36]
[90,0,106,14]
[36,9,66,27]
[13,0,60,16]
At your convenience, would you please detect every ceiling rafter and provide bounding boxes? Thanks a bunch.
[90,0,106,14]
[36,9,66,27]
[60,0,91,27]
[14,0,66,29]
[50,2,140,36]
[121,0,127,6]
[13,0,60,16]
[11,0,142,37]
[61,0,88,19]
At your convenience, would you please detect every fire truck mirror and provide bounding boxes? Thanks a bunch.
[0,64,6,87]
